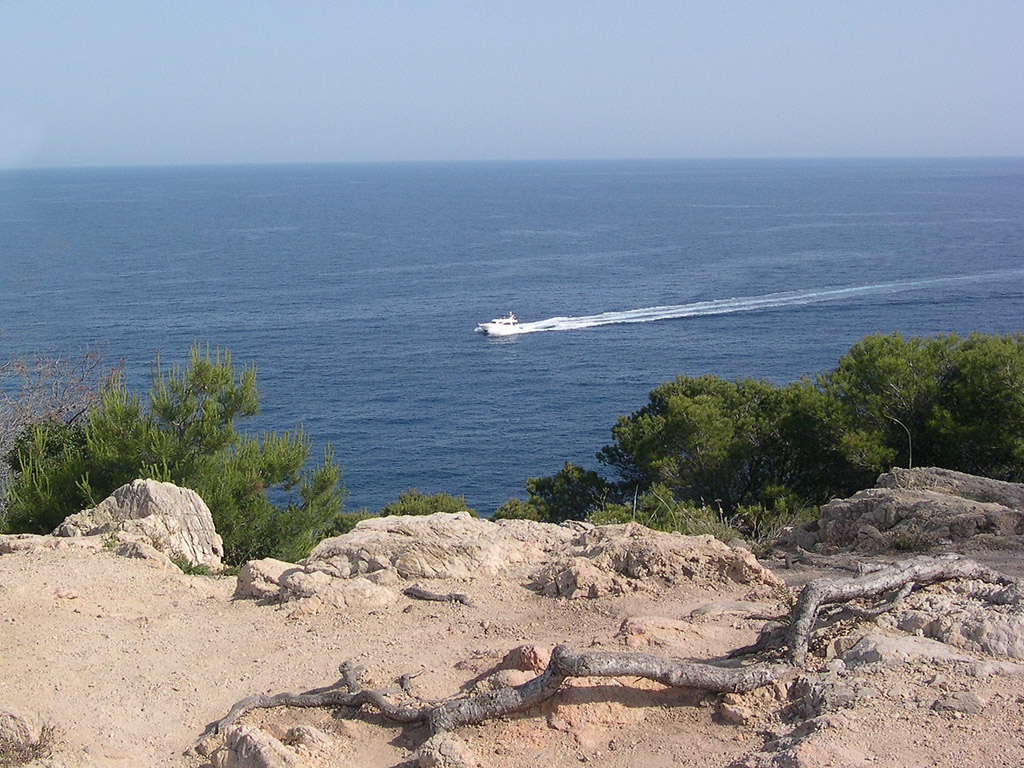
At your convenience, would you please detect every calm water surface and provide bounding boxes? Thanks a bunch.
[1,159,1022,511]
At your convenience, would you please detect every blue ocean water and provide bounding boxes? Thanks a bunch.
[1,159,1022,512]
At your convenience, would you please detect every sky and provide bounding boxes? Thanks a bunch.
[2,1,1023,168]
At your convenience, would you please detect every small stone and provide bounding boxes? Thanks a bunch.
[718,701,754,725]
[417,732,478,768]
[932,691,985,715]
[284,725,334,750]
[824,659,846,674]
[502,644,551,672]
[481,669,534,690]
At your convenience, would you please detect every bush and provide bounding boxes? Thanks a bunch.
[526,331,1024,541]
[0,347,117,527]
[492,497,540,521]
[3,343,346,564]
[824,331,1024,480]
[330,509,376,536]
[378,487,476,517]
[588,485,740,541]
[597,375,855,514]
[523,461,609,523]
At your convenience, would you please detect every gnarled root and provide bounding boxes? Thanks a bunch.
[193,645,781,754]
[786,557,1020,667]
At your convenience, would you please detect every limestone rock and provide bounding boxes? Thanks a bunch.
[211,725,308,768]
[690,599,777,618]
[813,467,1024,553]
[476,668,536,691]
[895,588,1024,659]
[234,558,302,600]
[969,660,1024,677]
[279,572,397,610]
[304,512,575,580]
[531,556,621,598]
[932,691,986,714]
[55,479,224,569]
[842,633,975,667]
[531,523,785,598]
[879,466,1024,509]
[501,644,551,673]
[113,537,178,569]
[718,695,754,725]
[0,533,104,555]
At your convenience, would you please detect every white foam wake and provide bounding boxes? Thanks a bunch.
[498,269,1024,336]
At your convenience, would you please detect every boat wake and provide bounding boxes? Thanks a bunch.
[497,269,1024,336]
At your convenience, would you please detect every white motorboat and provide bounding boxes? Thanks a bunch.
[476,311,521,336]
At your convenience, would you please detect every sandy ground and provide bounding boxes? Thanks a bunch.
[3,542,1024,768]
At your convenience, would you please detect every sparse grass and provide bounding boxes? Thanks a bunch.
[169,555,213,576]
[0,723,60,767]
[892,533,932,553]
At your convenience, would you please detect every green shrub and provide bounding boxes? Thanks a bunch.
[378,487,476,517]
[492,497,540,521]
[588,484,740,541]
[331,509,376,535]
[169,555,213,576]
[524,461,609,523]
[3,343,346,565]
[823,331,1024,480]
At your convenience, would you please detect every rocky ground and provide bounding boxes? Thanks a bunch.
[3,470,1024,768]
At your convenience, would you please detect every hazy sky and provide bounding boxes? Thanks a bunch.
[2,1,1023,167]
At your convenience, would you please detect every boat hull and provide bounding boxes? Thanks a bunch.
[476,322,520,336]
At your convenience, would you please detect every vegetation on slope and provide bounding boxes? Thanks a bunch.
[2,343,345,565]
[498,331,1024,540]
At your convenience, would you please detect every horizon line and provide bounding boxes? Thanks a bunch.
[4,154,1024,173]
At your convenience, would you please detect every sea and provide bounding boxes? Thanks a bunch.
[1,159,1022,513]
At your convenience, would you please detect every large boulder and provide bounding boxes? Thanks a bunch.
[54,479,224,570]
[303,511,576,581]
[807,468,1024,553]
[261,515,783,606]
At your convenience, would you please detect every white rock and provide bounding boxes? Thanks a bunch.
[843,633,975,667]
[304,512,574,581]
[532,523,785,598]
[417,731,478,768]
[234,558,302,600]
[280,572,397,611]
[211,725,308,768]
[55,479,224,570]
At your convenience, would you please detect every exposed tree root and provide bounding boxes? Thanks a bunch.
[193,645,781,755]
[403,584,475,607]
[786,557,1019,667]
